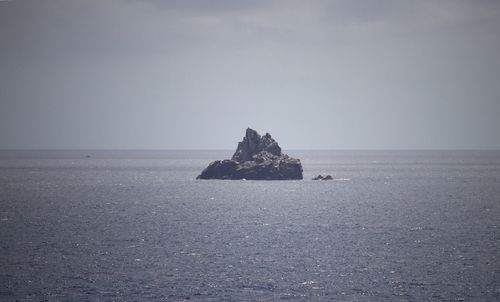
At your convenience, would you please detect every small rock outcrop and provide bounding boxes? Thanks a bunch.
[197,128,303,180]
[312,174,333,180]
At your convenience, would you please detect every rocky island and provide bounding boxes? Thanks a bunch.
[197,128,303,180]
[312,174,333,180]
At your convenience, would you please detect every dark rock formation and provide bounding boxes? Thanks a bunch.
[232,129,282,162]
[312,174,333,180]
[197,128,303,180]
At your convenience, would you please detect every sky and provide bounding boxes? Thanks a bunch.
[1,0,499,150]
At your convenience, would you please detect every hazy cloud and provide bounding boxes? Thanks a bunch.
[1,0,499,149]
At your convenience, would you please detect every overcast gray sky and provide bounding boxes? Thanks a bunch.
[1,0,499,149]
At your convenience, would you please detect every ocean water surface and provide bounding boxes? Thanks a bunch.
[0,150,499,301]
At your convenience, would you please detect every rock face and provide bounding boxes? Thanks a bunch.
[197,128,303,180]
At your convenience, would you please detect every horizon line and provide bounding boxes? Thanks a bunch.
[1,148,500,152]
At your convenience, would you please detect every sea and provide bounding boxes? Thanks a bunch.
[0,150,499,301]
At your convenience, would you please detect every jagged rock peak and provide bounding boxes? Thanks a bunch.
[231,128,282,163]
[197,128,302,180]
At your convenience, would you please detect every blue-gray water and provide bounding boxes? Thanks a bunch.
[1,150,499,301]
